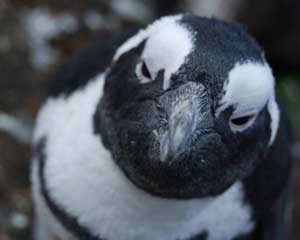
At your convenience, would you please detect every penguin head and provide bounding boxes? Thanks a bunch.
[98,14,279,198]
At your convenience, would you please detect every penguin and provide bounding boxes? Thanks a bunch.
[31,14,291,240]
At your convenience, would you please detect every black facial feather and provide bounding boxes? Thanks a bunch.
[178,15,265,102]
[93,16,282,199]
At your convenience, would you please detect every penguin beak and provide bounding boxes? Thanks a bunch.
[158,82,209,163]
[160,98,197,162]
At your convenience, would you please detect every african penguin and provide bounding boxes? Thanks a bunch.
[31,14,291,240]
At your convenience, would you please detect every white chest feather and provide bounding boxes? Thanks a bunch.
[32,74,254,240]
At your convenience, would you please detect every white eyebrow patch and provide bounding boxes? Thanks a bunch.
[142,19,194,89]
[113,14,194,90]
[219,62,274,116]
[216,62,279,145]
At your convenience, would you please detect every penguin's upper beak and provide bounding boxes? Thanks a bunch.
[160,98,197,162]
[158,82,210,162]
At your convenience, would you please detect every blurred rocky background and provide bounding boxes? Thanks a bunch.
[0,0,299,239]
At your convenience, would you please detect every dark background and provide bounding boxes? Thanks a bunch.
[0,0,299,239]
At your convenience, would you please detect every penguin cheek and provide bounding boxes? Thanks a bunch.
[186,135,238,194]
[114,126,164,192]
[113,102,164,176]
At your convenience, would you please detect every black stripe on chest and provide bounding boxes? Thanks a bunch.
[36,137,104,240]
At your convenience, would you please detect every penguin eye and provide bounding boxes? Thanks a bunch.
[141,61,151,79]
[136,61,152,84]
[231,115,253,125]
[230,113,256,132]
